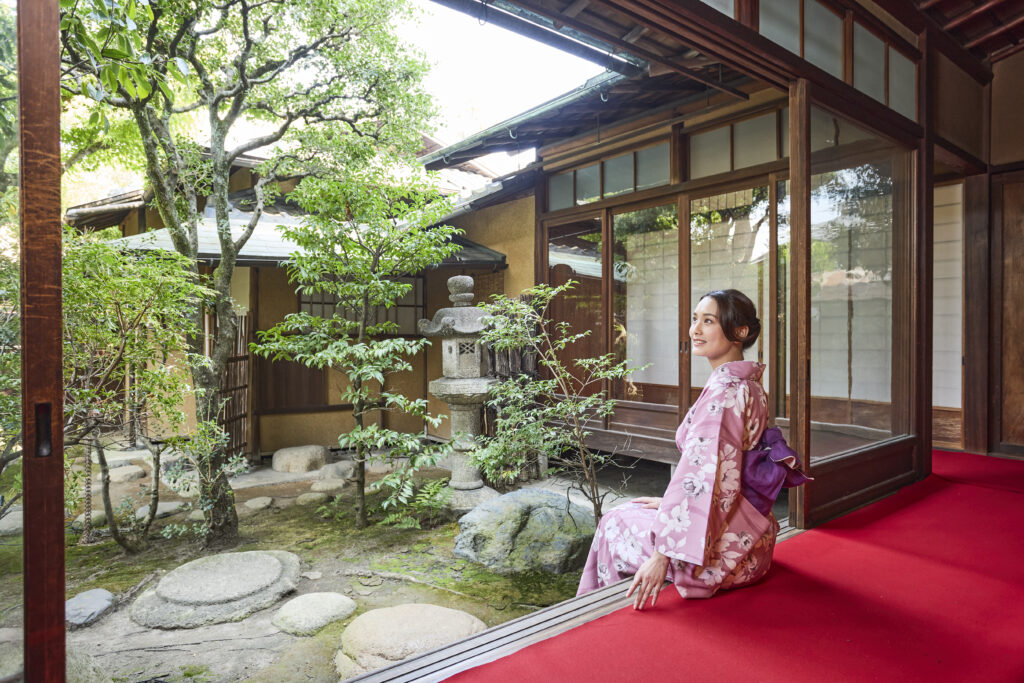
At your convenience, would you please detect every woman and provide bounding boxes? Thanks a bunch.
[577,289,804,609]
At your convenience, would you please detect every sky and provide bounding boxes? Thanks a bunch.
[400,0,605,174]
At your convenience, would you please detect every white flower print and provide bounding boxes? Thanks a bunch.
[597,561,611,584]
[614,557,630,574]
[736,531,754,551]
[614,528,643,566]
[657,502,692,535]
[681,472,710,498]
[706,401,723,416]
[717,451,740,492]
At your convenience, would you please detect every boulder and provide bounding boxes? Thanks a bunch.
[272,445,328,473]
[66,588,115,628]
[454,489,596,575]
[0,507,22,536]
[297,492,329,506]
[244,496,274,510]
[310,479,346,495]
[335,604,485,677]
[106,465,146,483]
[131,550,300,629]
[72,509,107,531]
[318,461,355,480]
[272,592,356,636]
[135,501,185,520]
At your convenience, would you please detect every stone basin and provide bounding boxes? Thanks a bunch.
[428,376,497,405]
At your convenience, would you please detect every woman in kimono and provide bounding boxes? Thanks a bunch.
[577,289,806,609]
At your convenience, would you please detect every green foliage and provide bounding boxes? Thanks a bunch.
[476,281,642,521]
[254,163,460,527]
[378,477,452,530]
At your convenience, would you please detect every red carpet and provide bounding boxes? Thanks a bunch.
[448,451,1024,682]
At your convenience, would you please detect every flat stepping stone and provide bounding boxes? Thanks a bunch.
[135,501,185,520]
[272,592,356,636]
[319,461,355,480]
[334,604,486,677]
[130,550,300,629]
[0,508,22,537]
[244,496,274,510]
[66,588,114,628]
[297,492,329,506]
[310,479,346,494]
[106,465,146,483]
[273,445,328,473]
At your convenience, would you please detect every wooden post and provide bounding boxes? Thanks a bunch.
[18,0,65,680]
[788,79,811,530]
[915,30,934,477]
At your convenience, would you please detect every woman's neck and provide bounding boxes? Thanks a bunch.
[708,347,745,371]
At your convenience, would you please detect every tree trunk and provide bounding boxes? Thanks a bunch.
[95,435,145,553]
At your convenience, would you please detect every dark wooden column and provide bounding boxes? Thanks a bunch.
[915,31,934,477]
[788,78,811,530]
[17,0,65,680]
[962,174,990,454]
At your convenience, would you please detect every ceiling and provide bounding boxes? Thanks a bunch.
[916,0,1024,62]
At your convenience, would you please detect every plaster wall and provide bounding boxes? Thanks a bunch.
[991,50,1024,167]
[259,411,355,452]
[256,266,295,329]
[933,53,985,162]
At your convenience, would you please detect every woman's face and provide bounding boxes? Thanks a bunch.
[689,296,741,362]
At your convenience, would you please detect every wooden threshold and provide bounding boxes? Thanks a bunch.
[349,523,803,682]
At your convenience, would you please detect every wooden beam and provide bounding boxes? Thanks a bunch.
[508,0,750,100]
[945,0,1010,30]
[964,11,1024,49]
[788,78,811,530]
[17,0,65,681]
[990,39,1024,62]
[620,24,647,43]
[563,0,591,18]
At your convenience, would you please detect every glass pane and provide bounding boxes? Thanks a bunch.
[689,126,731,179]
[809,107,914,460]
[576,163,601,205]
[889,48,917,120]
[701,0,734,17]
[636,142,670,190]
[760,0,801,54]
[733,113,779,169]
[612,204,679,405]
[811,107,874,152]
[548,171,573,211]
[854,23,885,103]
[547,219,605,394]
[933,183,963,411]
[804,0,844,79]
[781,107,790,158]
[689,187,771,395]
[776,180,792,421]
[603,153,634,198]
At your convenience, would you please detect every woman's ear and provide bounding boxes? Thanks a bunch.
[735,326,749,345]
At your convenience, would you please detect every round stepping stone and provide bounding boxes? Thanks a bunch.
[334,604,486,677]
[130,550,300,629]
[272,592,356,636]
[65,588,115,628]
[244,496,274,510]
[297,492,329,506]
[310,479,346,494]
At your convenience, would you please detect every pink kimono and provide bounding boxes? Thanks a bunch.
[578,361,778,599]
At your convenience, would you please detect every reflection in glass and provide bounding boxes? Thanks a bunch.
[612,204,679,405]
[576,163,600,205]
[548,219,604,395]
[809,108,913,457]
[689,188,771,395]
[776,180,791,421]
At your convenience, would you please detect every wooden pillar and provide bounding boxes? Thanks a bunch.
[788,78,811,530]
[962,174,990,454]
[915,31,934,477]
[17,0,65,680]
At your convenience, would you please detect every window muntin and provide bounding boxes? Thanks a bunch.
[546,142,670,211]
[689,110,786,179]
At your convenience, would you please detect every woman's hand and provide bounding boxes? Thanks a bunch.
[626,551,670,610]
[631,496,662,509]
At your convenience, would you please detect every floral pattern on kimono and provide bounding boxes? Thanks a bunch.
[578,361,778,599]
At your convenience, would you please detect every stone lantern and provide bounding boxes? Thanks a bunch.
[418,275,499,512]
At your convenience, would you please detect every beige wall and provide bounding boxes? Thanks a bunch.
[256,266,295,329]
[259,411,355,452]
[991,50,1024,167]
[933,53,986,162]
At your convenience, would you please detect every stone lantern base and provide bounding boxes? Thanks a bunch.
[448,485,500,515]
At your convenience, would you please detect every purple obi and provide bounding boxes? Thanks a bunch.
[741,427,812,516]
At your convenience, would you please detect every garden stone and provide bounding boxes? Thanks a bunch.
[72,510,107,531]
[297,492,329,506]
[130,550,299,629]
[0,628,18,644]
[454,489,596,574]
[310,479,346,494]
[244,496,274,510]
[187,509,205,522]
[66,588,115,628]
[366,457,408,475]
[272,445,328,473]
[0,507,22,536]
[301,571,323,581]
[135,501,185,520]
[318,460,355,480]
[106,465,145,483]
[335,604,486,677]
[272,592,356,636]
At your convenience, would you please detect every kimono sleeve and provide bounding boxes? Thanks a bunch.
[651,379,754,567]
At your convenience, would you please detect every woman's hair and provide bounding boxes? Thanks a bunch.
[701,289,761,350]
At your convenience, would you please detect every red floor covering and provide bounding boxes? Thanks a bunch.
[448,451,1024,682]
